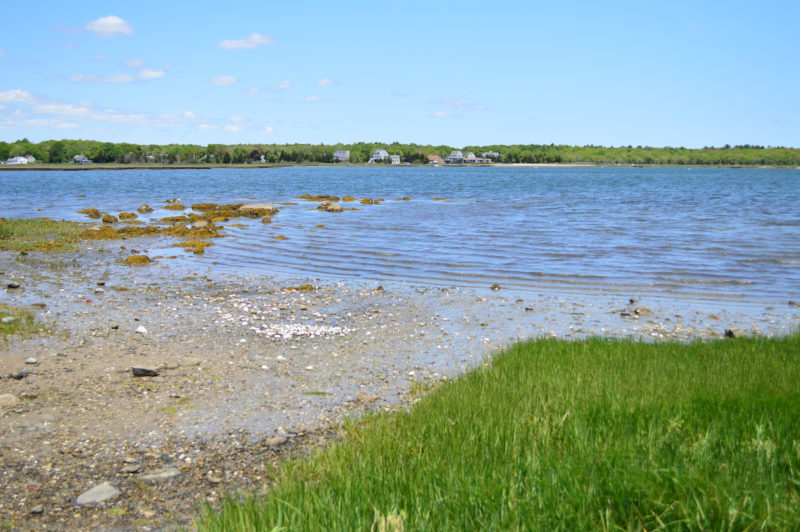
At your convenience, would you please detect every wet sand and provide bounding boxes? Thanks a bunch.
[1,241,798,530]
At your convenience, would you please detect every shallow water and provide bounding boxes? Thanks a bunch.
[2,165,799,303]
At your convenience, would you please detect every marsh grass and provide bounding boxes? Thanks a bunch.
[0,218,84,252]
[0,303,50,343]
[198,335,800,531]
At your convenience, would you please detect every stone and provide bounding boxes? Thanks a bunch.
[135,325,148,335]
[25,357,38,365]
[121,465,142,474]
[0,394,20,408]
[137,204,154,214]
[1,316,15,324]
[326,202,344,213]
[76,481,121,505]
[633,306,653,316]
[131,367,159,377]
[265,435,288,447]
[725,328,745,338]
[140,467,180,484]
[490,283,501,291]
[29,504,44,515]
[9,370,32,380]
[6,282,20,289]
[191,220,211,229]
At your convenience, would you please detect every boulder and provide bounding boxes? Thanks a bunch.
[0,394,20,408]
[76,481,121,505]
[326,202,344,213]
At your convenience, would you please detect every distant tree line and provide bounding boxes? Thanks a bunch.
[1,138,799,167]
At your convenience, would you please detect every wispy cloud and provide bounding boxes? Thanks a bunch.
[0,89,37,104]
[431,111,454,119]
[85,15,133,38]
[244,87,261,94]
[304,95,329,102]
[210,75,238,86]
[218,32,275,50]
[197,123,219,130]
[224,124,242,132]
[124,58,145,69]
[264,126,275,133]
[317,78,337,87]
[69,68,165,83]
[138,68,164,80]
[268,80,291,90]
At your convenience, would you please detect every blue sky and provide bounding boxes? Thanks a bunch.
[1,1,798,148]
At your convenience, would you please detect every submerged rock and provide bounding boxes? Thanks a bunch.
[137,204,154,213]
[118,212,137,220]
[78,208,101,219]
[101,214,118,224]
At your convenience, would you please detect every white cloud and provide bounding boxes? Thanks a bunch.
[264,126,275,133]
[432,111,454,119]
[224,124,242,132]
[305,95,328,102]
[0,89,37,104]
[33,103,91,116]
[85,15,133,38]
[218,32,275,50]
[70,74,135,83]
[268,80,291,90]
[317,78,337,87]
[244,87,261,94]
[197,123,219,130]
[183,111,198,119]
[210,75,238,86]
[138,68,164,80]
[124,58,145,69]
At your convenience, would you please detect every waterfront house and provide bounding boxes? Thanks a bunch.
[368,149,390,163]
[2,156,30,165]
[427,155,444,165]
[444,150,464,164]
[482,150,501,160]
[72,154,91,164]
[390,154,401,165]
[334,150,350,163]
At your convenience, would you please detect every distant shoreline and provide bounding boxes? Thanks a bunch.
[2,162,798,171]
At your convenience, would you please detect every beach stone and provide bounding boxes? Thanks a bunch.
[490,283,501,291]
[633,306,653,316]
[135,325,148,335]
[326,202,344,213]
[140,467,180,484]
[101,214,118,224]
[191,220,212,229]
[76,481,121,505]
[6,282,20,289]
[0,394,20,408]
[131,367,159,377]
[25,357,38,365]
[137,204,153,213]
[121,465,142,474]
[29,504,44,515]
[265,435,288,447]
[9,370,32,380]
[1,316,15,324]
[725,328,744,338]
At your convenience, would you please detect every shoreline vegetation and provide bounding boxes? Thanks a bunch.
[2,138,800,167]
[199,334,800,531]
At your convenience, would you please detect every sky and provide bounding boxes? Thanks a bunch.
[1,1,798,148]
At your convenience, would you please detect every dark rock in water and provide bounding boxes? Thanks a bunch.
[131,367,159,377]
[490,283,501,291]
[6,282,20,289]
[724,328,745,338]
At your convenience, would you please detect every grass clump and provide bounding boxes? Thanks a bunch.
[198,334,800,531]
[0,218,84,252]
[1,303,49,343]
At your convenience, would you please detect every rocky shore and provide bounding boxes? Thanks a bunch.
[2,242,798,530]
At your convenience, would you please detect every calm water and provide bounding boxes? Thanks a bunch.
[2,166,799,302]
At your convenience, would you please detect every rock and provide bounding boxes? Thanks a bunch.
[725,328,745,338]
[633,306,653,316]
[9,370,32,380]
[326,202,344,213]
[25,357,38,365]
[121,465,142,474]
[140,467,180,484]
[137,204,154,214]
[29,504,44,515]
[490,283,501,291]
[131,367,159,377]
[265,435,288,447]
[94,287,105,294]
[6,282,20,289]
[191,220,212,229]
[1,316,15,324]
[206,471,223,484]
[165,198,182,204]
[101,214,118,224]
[76,481,121,505]
[0,394,20,408]
[135,325,148,335]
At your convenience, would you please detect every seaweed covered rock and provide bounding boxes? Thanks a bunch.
[137,204,154,214]
[119,254,152,265]
[360,198,383,205]
[78,208,102,219]
[78,226,121,239]
[173,241,214,254]
[297,194,339,202]
[102,214,119,224]
[326,202,344,213]
[118,212,138,220]
[164,204,186,211]
[238,203,278,218]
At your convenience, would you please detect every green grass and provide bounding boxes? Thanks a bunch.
[197,335,800,531]
[0,217,84,252]
[0,303,50,343]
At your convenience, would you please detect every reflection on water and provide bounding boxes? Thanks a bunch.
[2,165,799,302]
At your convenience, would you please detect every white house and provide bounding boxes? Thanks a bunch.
[1,156,29,165]
[444,150,464,164]
[334,150,350,163]
[390,154,401,165]
[72,154,91,164]
[368,149,390,163]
